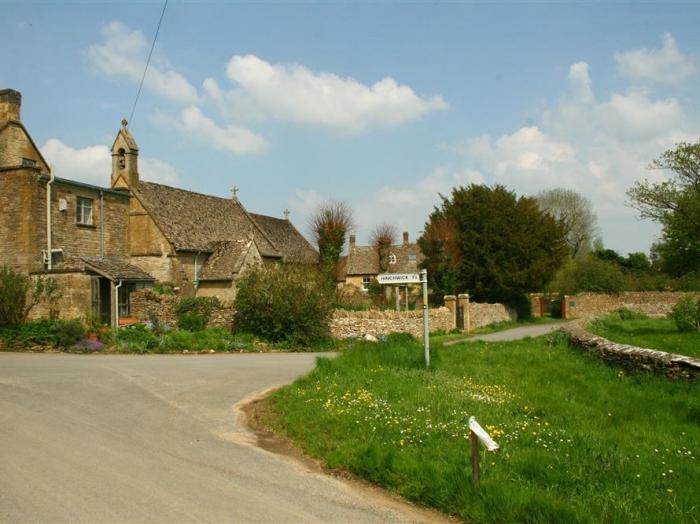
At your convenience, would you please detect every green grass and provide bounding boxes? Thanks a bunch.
[263,333,699,523]
[589,316,700,359]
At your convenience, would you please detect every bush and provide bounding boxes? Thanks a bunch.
[175,296,220,331]
[614,308,648,321]
[670,295,700,332]
[0,319,86,348]
[234,263,333,346]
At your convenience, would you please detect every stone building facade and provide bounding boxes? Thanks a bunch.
[1,88,318,326]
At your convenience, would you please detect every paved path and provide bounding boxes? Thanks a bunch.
[443,322,571,345]
[0,353,439,523]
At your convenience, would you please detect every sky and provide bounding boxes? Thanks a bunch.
[3,1,699,255]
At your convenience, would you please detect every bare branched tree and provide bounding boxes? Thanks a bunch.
[309,201,354,277]
[370,223,398,272]
[536,188,598,258]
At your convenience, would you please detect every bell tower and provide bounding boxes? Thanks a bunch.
[111,118,139,189]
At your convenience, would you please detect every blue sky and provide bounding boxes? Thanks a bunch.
[3,2,699,254]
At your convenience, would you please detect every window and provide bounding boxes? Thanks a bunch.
[21,157,37,167]
[362,276,371,291]
[76,197,93,225]
[408,254,417,262]
[388,253,397,265]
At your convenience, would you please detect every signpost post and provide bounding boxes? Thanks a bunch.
[376,270,430,368]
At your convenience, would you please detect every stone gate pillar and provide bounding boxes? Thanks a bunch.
[458,293,470,332]
[444,295,457,330]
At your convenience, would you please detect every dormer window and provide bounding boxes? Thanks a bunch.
[21,157,37,167]
[117,148,126,170]
[388,253,397,265]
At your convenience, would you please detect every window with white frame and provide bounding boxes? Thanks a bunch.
[362,276,371,291]
[388,253,397,265]
[76,197,93,225]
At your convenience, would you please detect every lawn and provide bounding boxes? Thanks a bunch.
[262,334,699,523]
[589,316,700,359]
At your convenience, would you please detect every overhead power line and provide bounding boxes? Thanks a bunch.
[129,0,169,126]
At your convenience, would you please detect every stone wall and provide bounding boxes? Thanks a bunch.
[445,294,518,331]
[564,322,700,379]
[129,289,234,328]
[27,272,92,321]
[564,292,700,319]
[331,307,455,339]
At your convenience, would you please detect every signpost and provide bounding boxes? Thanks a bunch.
[468,416,500,485]
[376,269,430,368]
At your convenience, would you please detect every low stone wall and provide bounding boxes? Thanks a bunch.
[563,322,700,379]
[564,292,700,319]
[444,294,517,331]
[470,302,517,329]
[331,307,455,339]
[129,289,235,329]
[27,271,92,322]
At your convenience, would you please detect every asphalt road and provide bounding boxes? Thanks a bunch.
[443,322,570,345]
[0,353,439,523]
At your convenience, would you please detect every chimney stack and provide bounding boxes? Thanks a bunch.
[349,234,356,250]
[0,89,21,121]
[403,231,409,246]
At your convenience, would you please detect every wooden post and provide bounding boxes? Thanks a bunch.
[471,430,480,485]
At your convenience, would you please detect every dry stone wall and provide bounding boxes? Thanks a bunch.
[331,308,455,339]
[470,302,517,329]
[129,289,234,329]
[564,322,700,379]
[564,292,700,319]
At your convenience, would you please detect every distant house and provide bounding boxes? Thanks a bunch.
[0,88,317,326]
[337,232,424,292]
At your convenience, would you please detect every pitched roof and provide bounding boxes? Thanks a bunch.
[199,240,254,281]
[81,257,154,281]
[345,243,424,276]
[249,213,318,263]
[134,181,280,257]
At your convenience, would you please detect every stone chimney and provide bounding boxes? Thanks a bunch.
[0,89,21,121]
[403,231,409,246]
[349,234,356,250]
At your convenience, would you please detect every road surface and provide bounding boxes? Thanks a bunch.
[0,352,441,523]
[443,322,570,345]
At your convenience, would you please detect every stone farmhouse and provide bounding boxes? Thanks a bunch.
[337,232,424,292]
[0,89,317,326]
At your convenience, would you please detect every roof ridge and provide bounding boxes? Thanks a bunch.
[138,180,233,202]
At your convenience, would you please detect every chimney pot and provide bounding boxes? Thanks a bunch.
[0,89,21,121]
[403,231,409,245]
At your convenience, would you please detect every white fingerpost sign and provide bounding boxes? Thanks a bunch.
[376,269,430,368]
[468,416,500,485]
[376,273,421,285]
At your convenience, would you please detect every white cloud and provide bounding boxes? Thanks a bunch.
[178,106,268,155]
[615,33,695,84]
[446,53,698,254]
[205,54,448,131]
[41,138,180,186]
[88,21,200,104]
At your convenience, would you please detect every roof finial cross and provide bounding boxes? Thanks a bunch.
[231,186,239,200]
[283,209,290,220]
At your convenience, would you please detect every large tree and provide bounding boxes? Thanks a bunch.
[369,222,397,272]
[535,188,598,258]
[627,140,700,276]
[418,184,569,303]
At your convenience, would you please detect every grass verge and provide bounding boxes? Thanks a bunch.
[260,333,699,523]
[589,315,700,359]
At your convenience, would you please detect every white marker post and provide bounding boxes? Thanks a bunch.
[468,416,500,486]
[376,271,430,368]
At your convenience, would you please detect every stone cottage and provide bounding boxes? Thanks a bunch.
[337,232,424,292]
[0,88,317,326]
